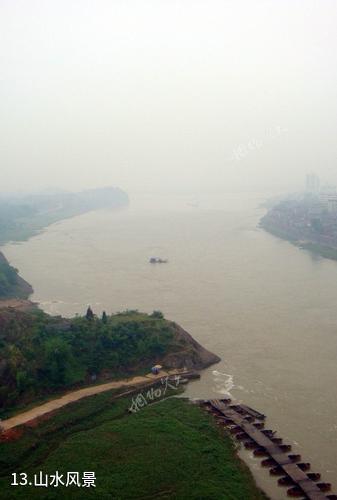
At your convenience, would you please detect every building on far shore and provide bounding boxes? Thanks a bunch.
[320,190,337,212]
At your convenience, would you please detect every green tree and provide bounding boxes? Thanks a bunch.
[151,310,164,319]
[86,306,94,320]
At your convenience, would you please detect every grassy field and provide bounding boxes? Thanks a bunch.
[0,389,266,500]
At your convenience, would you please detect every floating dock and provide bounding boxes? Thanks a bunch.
[201,399,336,500]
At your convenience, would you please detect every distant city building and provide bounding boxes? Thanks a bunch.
[305,173,320,194]
[320,191,337,212]
[318,184,337,212]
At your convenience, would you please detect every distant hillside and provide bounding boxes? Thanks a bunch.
[0,186,129,245]
[0,309,220,413]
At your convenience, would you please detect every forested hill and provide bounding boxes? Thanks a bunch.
[0,309,220,414]
[0,186,129,245]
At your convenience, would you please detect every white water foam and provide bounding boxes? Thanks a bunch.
[212,370,234,396]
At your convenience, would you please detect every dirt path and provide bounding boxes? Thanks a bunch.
[1,370,178,431]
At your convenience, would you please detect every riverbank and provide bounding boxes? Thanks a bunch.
[297,241,337,260]
[260,222,337,261]
[260,195,337,262]
[0,298,36,311]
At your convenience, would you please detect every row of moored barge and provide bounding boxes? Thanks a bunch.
[199,398,336,500]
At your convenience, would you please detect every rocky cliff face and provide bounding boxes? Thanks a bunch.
[161,322,221,370]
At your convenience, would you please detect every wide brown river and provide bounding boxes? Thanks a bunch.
[3,192,337,498]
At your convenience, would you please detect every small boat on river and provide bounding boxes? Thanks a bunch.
[149,257,168,264]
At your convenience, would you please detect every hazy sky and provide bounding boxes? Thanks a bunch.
[1,0,337,195]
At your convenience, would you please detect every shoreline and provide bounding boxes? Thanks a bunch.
[0,298,37,312]
[260,222,337,261]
